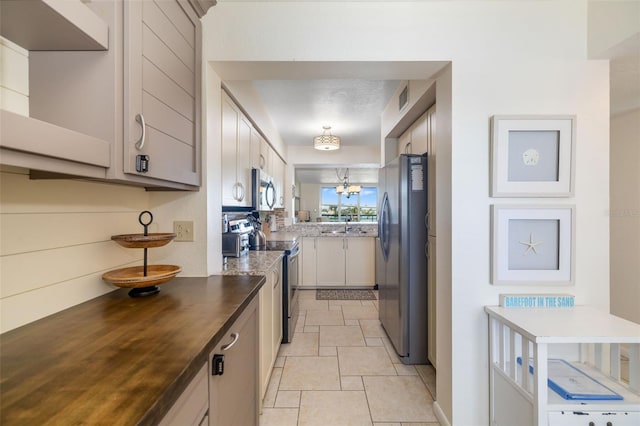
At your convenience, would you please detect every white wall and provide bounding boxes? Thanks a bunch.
[299,183,322,221]
[610,108,640,324]
[0,167,149,332]
[202,2,609,424]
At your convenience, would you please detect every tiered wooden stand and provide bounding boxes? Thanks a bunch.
[102,211,181,297]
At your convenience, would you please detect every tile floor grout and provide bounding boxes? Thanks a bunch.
[260,289,439,426]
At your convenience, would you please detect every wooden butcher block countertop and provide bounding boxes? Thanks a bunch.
[0,275,265,425]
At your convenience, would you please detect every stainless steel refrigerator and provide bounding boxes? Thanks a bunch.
[377,154,428,365]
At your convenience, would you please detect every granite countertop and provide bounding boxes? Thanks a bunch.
[283,223,378,237]
[0,275,265,425]
[222,250,283,275]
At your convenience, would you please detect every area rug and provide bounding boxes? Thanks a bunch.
[316,289,376,300]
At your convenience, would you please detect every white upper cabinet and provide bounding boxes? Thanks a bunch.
[222,91,253,207]
[0,0,202,190]
[124,0,201,187]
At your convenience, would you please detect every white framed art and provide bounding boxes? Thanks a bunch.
[491,205,575,285]
[491,115,576,197]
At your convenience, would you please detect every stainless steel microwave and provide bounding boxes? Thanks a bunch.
[252,168,276,211]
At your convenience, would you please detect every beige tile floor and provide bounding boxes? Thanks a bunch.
[260,289,439,426]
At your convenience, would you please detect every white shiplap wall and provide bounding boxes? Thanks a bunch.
[0,167,150,333]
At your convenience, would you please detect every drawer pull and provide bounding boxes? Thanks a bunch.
[221,332,240,351]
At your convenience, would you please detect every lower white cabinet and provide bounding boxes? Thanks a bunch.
[345,237,375,286]
[259,259,283,403]
[271,262,283,361]
[316,238,346,286]
[312,237,375,287]
[300,237,317,286]
[209,296,259,426]
[159,364,208,426]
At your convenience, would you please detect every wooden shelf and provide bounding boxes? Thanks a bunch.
[0,109,110,169]
[0,0,108,51]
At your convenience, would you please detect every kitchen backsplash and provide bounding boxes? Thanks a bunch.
[283,222,378,236]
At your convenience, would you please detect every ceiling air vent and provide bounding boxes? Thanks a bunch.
[398,85,408,111]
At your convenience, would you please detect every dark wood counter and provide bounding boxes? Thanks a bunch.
[0,275,265,425]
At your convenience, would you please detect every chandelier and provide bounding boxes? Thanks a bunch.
[313,126,340,151]
[335,168,361,198]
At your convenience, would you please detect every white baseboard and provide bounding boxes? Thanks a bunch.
[433,400,451,426]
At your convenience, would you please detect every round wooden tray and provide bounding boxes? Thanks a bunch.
[102,265,182,288]
[110,233,176,249]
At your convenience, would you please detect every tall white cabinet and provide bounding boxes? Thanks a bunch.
[399,104,437,366]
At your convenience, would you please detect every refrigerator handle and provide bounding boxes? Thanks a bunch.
[379,193,390,261]
[425,209,430,235]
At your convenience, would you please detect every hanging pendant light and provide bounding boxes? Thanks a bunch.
[335,168,361,198]
[313,126,340,151]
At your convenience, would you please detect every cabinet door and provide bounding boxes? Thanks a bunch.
[301,237,317,286]
[411,110,429,155]
[259,270,274,401]
[221,93,240,206]
[209,297,258,426]
[398,127,412,157]
[345,237,375,286]
[250,129,261,170]
[125,0,200,186]
[159,364,208,426]
[427,236,436,366]
[259,138,270,173]
[272,261,283,360]
[316,238,346,286]
[427,104,436,234]
[273,154,285,208]
[237,115,252,206]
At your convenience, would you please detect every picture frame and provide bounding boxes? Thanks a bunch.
[491,205,575,285]
[491,115,576,197]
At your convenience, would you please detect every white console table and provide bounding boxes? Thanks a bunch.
[485,306,640,426]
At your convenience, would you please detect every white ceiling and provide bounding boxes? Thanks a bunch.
[216,61,449,183]
[252,79,400,147]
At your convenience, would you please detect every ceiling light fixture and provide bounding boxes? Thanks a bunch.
[314,126,340,151]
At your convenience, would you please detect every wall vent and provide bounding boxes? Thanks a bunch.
[398,85,408,111]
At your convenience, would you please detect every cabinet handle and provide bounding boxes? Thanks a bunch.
[279,196,284,205]
[221,332,240,351]
[232,182,245,201]
[259,154,265,169]
[404,142,412,154]
[273,270,280,288]
[134,114,146,150]
[237,182,245,201]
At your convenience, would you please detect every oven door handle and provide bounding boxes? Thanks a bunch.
[287,249,300,262]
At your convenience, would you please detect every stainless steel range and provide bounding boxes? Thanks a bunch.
[254,240,300,343]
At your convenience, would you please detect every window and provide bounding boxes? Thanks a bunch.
[320,186,377,222]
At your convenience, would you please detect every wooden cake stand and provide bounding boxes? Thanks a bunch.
[102,211,181,297]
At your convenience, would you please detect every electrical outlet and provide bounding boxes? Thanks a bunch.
[174,221,194,242]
